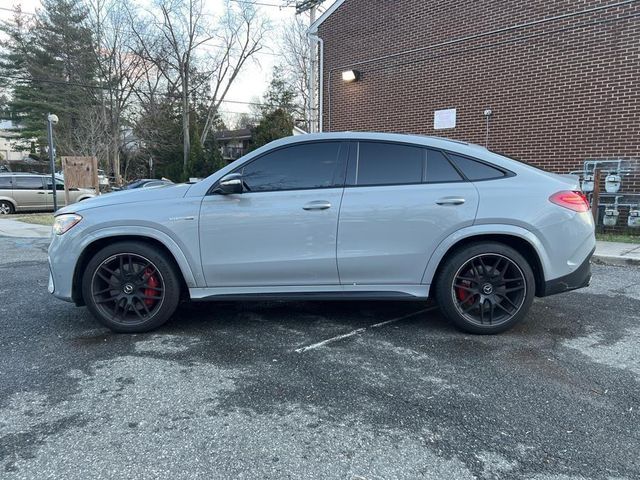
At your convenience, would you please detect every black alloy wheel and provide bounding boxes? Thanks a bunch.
[82,241,181,332]
[452,253,527,327]
[435,242,535,334]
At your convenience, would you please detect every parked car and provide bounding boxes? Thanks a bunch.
[0,172,95,214]
[124,179,173,190]
[97,169,110,188]
[47,132,595,334]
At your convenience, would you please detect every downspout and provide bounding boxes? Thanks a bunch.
[307,34,324,132]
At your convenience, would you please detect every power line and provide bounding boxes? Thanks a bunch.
[0,6,35,16]
[0,10,283,58]
[0,73,271,107]
[229,0,295,8]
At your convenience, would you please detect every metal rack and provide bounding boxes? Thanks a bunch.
[569,159,639,228]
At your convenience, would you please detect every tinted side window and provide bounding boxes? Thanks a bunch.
[425,149,463,183]
[355,142,423,186]
[0,177,11,189]
[241,142,344,192]
[14,177,44,190]
[448,154,505,181]
[45,179,65,190]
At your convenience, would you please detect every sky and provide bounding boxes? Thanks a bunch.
[0,0,316,127]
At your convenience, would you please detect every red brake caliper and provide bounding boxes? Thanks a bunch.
[456,284,470,303]
[144,267,159,307]
[456,271,473,306]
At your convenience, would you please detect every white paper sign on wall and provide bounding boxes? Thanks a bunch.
[434,108,457,130]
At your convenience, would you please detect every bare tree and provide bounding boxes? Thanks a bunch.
[278,16,310,131]
[200,4,268,145]
[87,0,149,184]
[124,0,267,178]
[62,105,111,161]
[125,0,213,174]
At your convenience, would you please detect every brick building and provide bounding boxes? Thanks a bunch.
[310,0,640,230]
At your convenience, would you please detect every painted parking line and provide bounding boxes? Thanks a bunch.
[294,306,438,353]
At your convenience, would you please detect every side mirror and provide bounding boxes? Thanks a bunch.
[217,173,243,195]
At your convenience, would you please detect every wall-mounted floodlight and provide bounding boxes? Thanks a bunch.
[342,70,360,82]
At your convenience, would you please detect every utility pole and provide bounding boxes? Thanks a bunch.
[297,1,323,133]
[47,113,59,212]
[308,5,316,132]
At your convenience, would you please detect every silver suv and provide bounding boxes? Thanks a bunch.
[47,133,596,334]
[0,173,95,214]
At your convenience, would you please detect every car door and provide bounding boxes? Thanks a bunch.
[44,177,68,207]
[199,141,348,288]
[337,142,479,286]
[13,176,48,211]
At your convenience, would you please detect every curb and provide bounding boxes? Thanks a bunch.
[592,254,640,267]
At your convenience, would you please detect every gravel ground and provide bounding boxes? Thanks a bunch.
[0,236,638,479]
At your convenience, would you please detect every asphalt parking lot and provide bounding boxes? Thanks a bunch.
[1,235,639,479]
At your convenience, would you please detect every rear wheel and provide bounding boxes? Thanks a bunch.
[435,242,535,334]
[0,200,14,215]
[82,241,181,333]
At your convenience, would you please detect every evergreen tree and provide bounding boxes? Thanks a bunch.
[0,0,98,158]
[248,67,296,151]
[249,108,294,152]
[261,66,297,117]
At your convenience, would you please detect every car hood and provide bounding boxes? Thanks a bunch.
[56,183,192,214]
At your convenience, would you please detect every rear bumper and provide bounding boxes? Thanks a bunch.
[539,247,594,297]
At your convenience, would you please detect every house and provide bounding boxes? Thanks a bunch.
[0,120,25,165]
[214,127,252,162]
[309,0,640,231]
[214,125,308,163]
[309,0,640,176]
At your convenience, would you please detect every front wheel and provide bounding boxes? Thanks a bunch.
[82,241,181,333]
[0,200,14,215]
[435,242,535,334]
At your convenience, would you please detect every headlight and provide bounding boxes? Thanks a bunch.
[53,214,82,235]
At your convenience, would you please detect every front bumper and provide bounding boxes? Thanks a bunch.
[48,233,77,303]
[539,247,594,297]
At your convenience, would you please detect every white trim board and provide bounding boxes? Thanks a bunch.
[308,0,347,33]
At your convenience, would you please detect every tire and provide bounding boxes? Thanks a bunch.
[82,241,181,333]
[0,200,14,215]
[435,242,535,334]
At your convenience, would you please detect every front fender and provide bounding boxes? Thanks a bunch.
[420,224,551,286]
[75,226,201,288]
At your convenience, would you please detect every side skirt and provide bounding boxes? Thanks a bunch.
[189,284,430,302]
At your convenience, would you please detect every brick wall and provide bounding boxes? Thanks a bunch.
[317,0,640,233]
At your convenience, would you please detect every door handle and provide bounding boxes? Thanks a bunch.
[37,192,46,194]
[436,197,465,206]
[303,201,332,211]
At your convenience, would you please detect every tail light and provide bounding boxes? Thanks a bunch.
[549,191,590,213]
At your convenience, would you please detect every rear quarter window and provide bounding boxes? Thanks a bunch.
[424,149,463,183]
[448,154,506,181]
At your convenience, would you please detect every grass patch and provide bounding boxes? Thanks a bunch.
[596,233,640,244]
[11,214,55,226]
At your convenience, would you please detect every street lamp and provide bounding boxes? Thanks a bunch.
[47,113,59,212]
